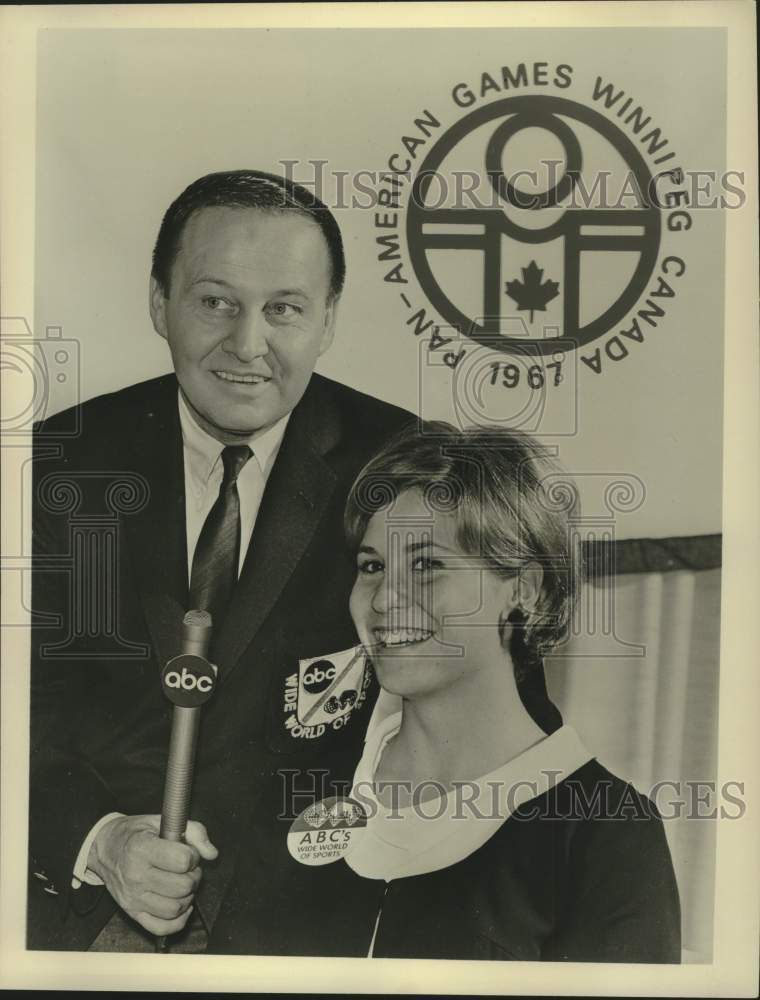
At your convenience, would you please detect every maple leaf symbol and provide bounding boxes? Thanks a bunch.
[505,260,560,322]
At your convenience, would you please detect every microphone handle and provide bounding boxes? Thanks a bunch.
[156,609,212,952]
[156,706,201,953]
[159,705,201,841]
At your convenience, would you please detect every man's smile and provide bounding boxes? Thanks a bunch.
[212,370,272,386]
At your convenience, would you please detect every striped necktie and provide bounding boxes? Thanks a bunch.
[189,444,252,630]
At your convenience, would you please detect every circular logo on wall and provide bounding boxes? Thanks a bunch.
[371,67,692,376]
[407,95,661,355]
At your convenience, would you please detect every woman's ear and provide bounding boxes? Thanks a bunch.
[514,561,544,615]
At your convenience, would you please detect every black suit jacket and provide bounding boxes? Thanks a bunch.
[28,372,412,950]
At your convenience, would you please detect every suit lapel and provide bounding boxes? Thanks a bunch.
[123,375,189,669]
[211,377,341,677]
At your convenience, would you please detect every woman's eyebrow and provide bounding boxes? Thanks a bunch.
[406,539,455,554]
[357,545,378,555]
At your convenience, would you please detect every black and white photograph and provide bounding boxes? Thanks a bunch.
[1,2,758,994]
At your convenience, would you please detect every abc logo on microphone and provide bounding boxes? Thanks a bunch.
[161,654,217,707]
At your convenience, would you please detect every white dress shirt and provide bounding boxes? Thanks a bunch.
[72,390,290,887]
[178,389,289,582]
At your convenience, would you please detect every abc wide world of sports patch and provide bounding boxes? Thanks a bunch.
[282,646,371,740]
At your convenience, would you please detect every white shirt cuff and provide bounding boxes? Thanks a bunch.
[71,812,124,889]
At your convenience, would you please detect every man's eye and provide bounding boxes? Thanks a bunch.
[357,559,384,575]
[201,295,236,314]
[266,302,303,319]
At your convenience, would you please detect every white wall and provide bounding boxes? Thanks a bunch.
[34,27,726,539]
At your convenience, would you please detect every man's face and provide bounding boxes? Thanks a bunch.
[150,206,337,443]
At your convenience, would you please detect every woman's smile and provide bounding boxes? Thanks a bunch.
[371,626,435,649]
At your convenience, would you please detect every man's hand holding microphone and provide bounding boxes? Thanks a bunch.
[86,814,217,936]
[86,610,219,943]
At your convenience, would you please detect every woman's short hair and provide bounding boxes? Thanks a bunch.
[151,169,346,301]
[344,421,583,673]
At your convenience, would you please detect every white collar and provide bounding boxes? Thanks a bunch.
[177,388,289,485]
[345,701,593,881]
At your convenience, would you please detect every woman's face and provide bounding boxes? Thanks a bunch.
[349,489,516,699]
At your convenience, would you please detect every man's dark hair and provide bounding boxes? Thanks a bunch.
[151,169,346,300]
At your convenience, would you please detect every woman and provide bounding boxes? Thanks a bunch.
[211,422,681,962]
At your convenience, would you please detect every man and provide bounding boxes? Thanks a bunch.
[29,170,413,951]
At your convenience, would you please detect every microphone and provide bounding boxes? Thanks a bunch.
[156,609,217,952]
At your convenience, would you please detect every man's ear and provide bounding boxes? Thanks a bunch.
[318,295,339,356]
[149,276,169,340]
